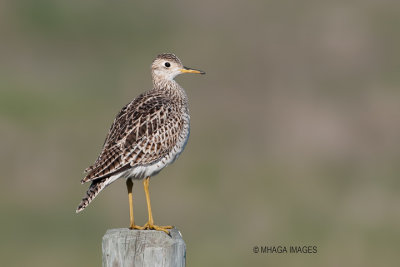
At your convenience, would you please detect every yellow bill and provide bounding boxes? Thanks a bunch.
[180,66,206,74]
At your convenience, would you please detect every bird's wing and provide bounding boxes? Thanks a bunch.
[81,91,184,183]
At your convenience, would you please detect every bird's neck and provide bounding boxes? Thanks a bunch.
[152,76,188,104]
[152,75,175,90]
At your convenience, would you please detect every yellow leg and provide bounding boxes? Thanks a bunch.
[142,176,173,234]
[126,178,144,230]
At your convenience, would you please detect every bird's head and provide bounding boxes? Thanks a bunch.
[151,53,205,81]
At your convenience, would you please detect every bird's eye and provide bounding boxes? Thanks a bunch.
[164,62,171,67]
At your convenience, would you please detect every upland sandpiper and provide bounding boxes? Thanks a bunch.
[76,53,205,234]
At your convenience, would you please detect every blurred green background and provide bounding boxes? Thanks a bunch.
[1,0,400,266]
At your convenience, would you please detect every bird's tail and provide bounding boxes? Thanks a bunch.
[76,178,109,213]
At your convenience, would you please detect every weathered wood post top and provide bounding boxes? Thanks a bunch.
[102,228,186,267]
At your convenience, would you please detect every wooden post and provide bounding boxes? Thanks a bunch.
[102,228,186,267]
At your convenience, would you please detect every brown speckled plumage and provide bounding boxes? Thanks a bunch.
[76,53,204,213]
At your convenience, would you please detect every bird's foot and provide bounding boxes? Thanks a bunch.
[129,224,145,230]
[142,222,173,234]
